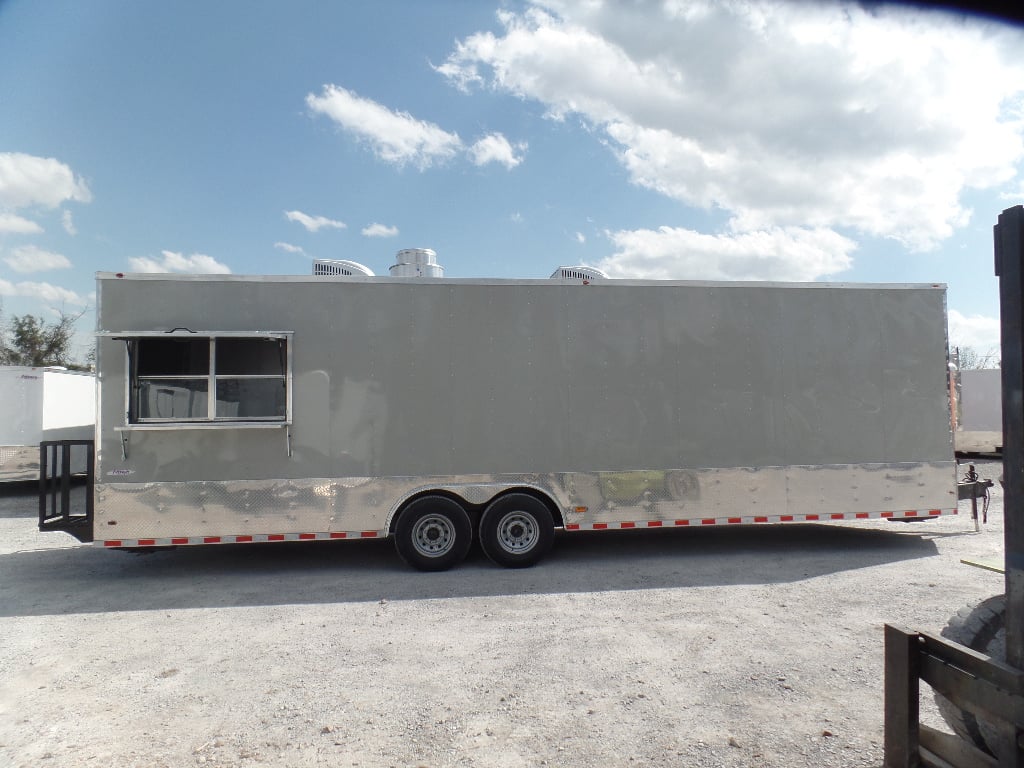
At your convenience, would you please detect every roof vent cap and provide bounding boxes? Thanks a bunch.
[312,259,375,277]
[390,248,444,278]
[550,265,609,280]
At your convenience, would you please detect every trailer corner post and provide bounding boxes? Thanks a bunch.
[996,204,1024,673]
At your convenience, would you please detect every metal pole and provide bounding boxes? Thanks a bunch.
[883,625,921,767]
[995,204,1024,672]
[38,442,46,528]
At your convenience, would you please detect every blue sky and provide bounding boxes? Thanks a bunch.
[1,0,1022,362]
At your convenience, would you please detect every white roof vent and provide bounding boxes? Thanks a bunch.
[550,265,609,280]
[390,248,444,278]
[312,259,375,277]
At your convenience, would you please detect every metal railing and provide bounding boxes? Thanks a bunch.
[885,625,1023,767]
[38,439,94,543]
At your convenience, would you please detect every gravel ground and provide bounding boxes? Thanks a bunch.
[0,460,1008,768]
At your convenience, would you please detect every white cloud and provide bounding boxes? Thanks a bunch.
[307,85,526,172]
[285,209,346,232]
[61,210,76,235]
[597,225,856,281]
[307,85,462,169]
[0,278,86,306]
[0,152,92,208]
[0,213,43,234]
[128,250,231,274]
[3,244,72,273]
[510,212,524,224]
[441,2,1024,260]
[274,241,306,255]
[575,232,586,244]
[468,133,526,168]
[362,223,399,238]
[948,309,1001,355]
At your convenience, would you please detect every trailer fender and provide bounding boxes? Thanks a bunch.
[385,482,564,535]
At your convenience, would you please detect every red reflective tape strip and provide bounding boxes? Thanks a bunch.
[566,512,957,528]
[103,531,393,546]
[112,506,955,549]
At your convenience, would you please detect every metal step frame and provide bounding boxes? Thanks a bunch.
[38,439,95,543]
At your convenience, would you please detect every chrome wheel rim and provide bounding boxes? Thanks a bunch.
[411,514,456,558]
[496,511,538,555]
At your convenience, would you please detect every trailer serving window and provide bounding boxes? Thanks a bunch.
[113,333,292,426]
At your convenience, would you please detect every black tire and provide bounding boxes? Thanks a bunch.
[394,496,473,572]
[934,594,1007,756]
[478,493,554,568]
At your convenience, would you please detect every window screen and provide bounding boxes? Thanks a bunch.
[129,335,289,423]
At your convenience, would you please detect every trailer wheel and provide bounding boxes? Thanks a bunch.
[479,493,554,568]
[934,594,1006,756]
[394,496,473,572]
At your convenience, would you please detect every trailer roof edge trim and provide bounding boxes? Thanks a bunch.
[96,330,293,338]
[95,272,947,291]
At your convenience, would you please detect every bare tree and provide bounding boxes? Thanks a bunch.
[954,345,1000,370]
[0,310,88,369]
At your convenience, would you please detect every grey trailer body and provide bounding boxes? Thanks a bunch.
[88,272,956,568]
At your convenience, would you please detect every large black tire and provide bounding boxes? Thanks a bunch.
[934,594,1007,756]
[393,496,473,572]
[478,493,555,568]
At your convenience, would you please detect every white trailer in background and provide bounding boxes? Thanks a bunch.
[40,258,958,570]
[955,368,1002,454]
[0,366,94,481]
